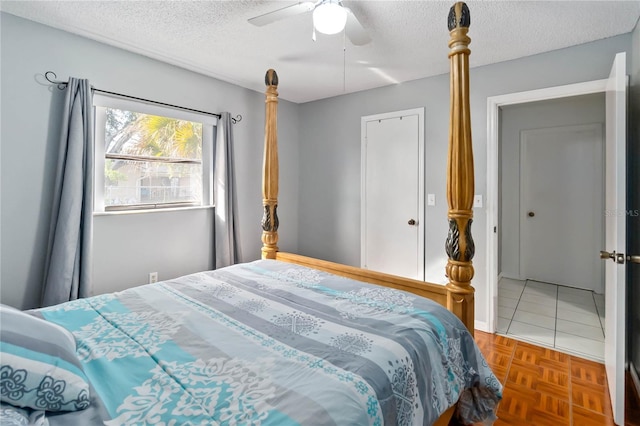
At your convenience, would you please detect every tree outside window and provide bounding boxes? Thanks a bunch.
[103,108,203,209]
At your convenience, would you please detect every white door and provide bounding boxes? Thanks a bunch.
[361,109,424,280]
[520,124,604,292]
[603,52,626,426]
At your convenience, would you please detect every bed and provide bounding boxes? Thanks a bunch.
[0,3,502,425]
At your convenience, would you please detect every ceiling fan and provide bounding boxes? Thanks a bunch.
[248,0,371,46]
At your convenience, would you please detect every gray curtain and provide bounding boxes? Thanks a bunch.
[214,112,239,268]
[42,78,94,307]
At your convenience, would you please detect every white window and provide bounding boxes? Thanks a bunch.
[93,94,216,212]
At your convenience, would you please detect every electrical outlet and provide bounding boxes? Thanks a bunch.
[427,193,436,206]
[149,272,158,283]
[473,195,483,208]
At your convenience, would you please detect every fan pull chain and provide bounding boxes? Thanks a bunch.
[343,30,346,92]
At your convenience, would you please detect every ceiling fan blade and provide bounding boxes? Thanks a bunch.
[344,7,371,46]
[248,2,315,27]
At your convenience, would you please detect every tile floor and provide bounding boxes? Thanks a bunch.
[496,277,605,362]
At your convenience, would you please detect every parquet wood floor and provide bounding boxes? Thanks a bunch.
[473,331,640,426]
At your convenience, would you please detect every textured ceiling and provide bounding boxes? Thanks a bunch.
[2,1,639,103]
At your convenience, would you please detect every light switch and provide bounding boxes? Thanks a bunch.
[473,195,483,208]
[427,194,436,206]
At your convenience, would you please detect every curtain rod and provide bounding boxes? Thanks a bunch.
[44,71,242,124]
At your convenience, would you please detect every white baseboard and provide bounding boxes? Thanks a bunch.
[497,272,503,281]
[475,320,489,333]
[500,273,521,281]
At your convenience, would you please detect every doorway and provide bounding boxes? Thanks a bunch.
[497,95,606,361]
[487,81,609,332]
[496,93,605,361]
[487,53,628,425]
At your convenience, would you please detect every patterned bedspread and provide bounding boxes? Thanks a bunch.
[34,260,501,425]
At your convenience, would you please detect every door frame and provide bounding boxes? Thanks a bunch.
[361,108,425,280]
[486,79,607,334]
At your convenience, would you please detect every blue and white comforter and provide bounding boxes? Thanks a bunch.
[34,260,501,425]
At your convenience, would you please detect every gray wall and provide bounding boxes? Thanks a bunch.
[0,13,300,309]
[297,34,632,326]
[628,19,640,389]
[499,94,605,280]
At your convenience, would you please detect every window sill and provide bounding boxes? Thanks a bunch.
[93,205,215,217]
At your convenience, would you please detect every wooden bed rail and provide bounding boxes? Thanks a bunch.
[276,252,450,306]
[261,2,475,335]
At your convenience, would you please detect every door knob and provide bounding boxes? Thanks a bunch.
[528,211,535,217]
[628,255,640,264]
[408,219,416,226]
[600,250,625,264]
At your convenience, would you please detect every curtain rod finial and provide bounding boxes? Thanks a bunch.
[44,71,67,90]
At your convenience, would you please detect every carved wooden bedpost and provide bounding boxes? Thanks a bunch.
[262,69,280,259]
[445,2,475,335]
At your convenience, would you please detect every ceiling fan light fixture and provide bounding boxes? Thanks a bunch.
[313,2,348,35]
